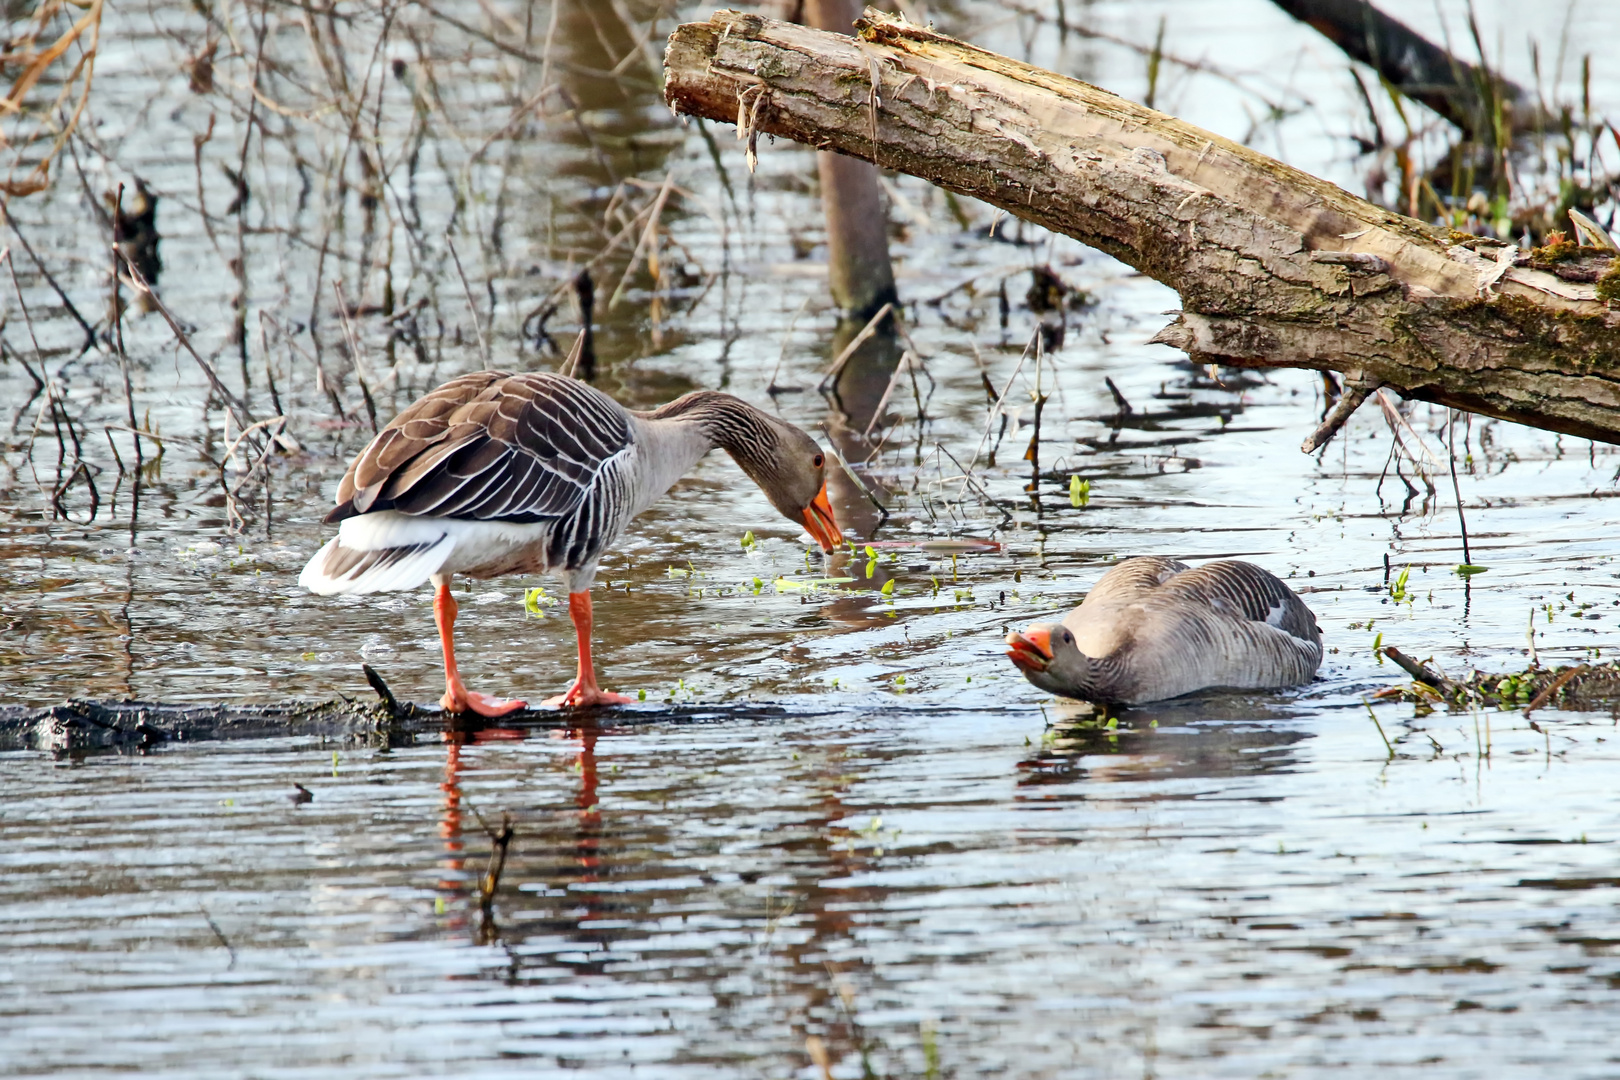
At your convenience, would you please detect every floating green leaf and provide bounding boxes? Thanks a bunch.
[1069,474,1091,507]
[880,578,895,596]
[1455,564,1489,577]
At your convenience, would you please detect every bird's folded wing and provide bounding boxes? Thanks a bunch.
[1181,560,1319,643]
[328,372,633,523]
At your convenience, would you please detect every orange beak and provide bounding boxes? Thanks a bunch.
[1005,626,1053,673]
[800,481,842,553]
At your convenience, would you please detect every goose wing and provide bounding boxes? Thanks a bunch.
[326,372,633,524]
[1171,560,1320,645]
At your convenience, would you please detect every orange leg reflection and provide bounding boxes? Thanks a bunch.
[567,724,601,873]
[438,734,469,932]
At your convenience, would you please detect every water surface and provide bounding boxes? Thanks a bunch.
[3,1,1620,1076]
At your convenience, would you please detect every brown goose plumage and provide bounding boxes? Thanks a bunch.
[1005,556,1322,704]
[300,371,842,713]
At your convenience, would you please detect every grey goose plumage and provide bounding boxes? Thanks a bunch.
[300,371,842,712]
[1005,556,1322,704]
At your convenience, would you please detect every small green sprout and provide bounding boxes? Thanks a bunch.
[740,529,756,549]
[1389,565,1410,602]
[667,566,689,578]
[1069,475,1091,507]
[1455,564,1489,577]
[751,576,764,594]
[880,578,896,596]
[524,586,555,617]
[638,688,647,702]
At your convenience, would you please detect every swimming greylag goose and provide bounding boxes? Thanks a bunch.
[299,371,842,713]
[1004,556,1321,704]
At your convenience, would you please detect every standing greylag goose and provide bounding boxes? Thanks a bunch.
[299,371,842,713]
[1004,557,1321,704]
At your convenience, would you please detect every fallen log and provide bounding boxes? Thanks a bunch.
[664,10,1620,448]
[0,666,802,753]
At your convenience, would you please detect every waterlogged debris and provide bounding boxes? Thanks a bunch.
[1380,645,1620,713]
[1069,474,1091,507]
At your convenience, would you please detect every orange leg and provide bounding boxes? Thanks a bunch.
[543,590,634,708]
[435,579,526,717]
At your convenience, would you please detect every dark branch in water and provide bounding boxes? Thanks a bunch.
[1268,0,1531,141]
[1301,377,1378,453]
[1382,645,1455,693]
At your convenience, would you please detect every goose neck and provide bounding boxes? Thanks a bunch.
[646,391,781,466]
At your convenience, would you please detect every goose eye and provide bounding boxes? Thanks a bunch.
[1062,630,1072,643]
[812,453,824,468]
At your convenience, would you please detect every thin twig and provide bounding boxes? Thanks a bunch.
[446,235,489,366]
[1524,664,1589,717]
[121,262,258,438]
[818,302,893,392]
[1446,409,1473,566]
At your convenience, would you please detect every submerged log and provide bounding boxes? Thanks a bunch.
[664,10,1620,447]
[0,666,798,753]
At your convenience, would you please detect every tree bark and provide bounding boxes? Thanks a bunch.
[664,9,1620,447]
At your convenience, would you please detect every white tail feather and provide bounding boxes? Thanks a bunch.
[299,511,553,595]
[297,532,454,595]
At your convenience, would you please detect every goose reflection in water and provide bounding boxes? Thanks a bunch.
[1017,696,1313,793]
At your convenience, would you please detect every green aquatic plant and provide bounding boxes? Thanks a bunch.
[740,529,755,549]
[1069,474,1091,507]
[880,578,896,596]
[1388,564,1410,602]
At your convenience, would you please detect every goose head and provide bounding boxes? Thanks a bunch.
[732,418,842,553]
[1005,622,1093,697]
